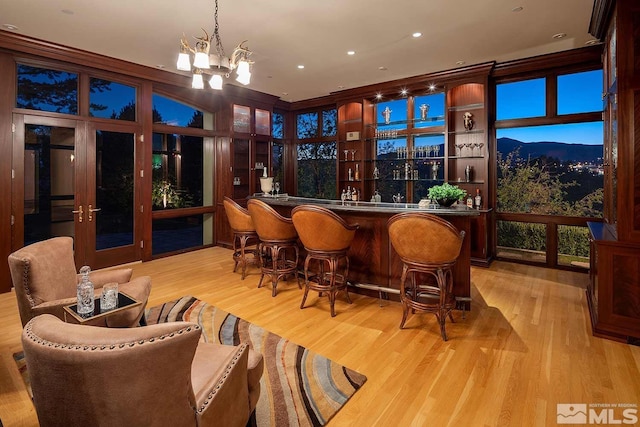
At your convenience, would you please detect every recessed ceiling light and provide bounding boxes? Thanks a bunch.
[156,64,165,69]
[400,88,408,96]
[347,51,355,55]
[375,93,383,100]
[61,9,74,15]
[338,85,345,89]
[456,60,465,65]
[2,24,19,31]
[585,39,600,45]
[511,6,523,12]
[297,65,305,69]
[552,33,567,39]
[412,32,422,38]
[378,66,387,71]
[428,84,437,91]
[282,92,288,96]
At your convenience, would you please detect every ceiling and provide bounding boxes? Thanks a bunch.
[1,0,598,103]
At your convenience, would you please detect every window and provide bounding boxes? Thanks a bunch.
[152,133,204,209]
[89,78,136,121]
[297,112,318,138]
[153,94,204,128]
[296,108,337,198]
[496,78,546,120]
[495,68,603,268]
[496,122,604,216]
[151,94,213,257]
[322,109,337,137]
[557,70,604,115]
[413,93,445,128]
[373,93,445,203]
[272,111,285,189]
[16,64,78,114]
[272,112,284,139]
[297,141,336,199]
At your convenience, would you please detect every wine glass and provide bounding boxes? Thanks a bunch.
[350,149,357,161]
[343,149,349,161]
[274,181,280,196]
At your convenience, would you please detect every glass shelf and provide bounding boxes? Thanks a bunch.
[448,155,485,160]
[448,103,484,112]
[447,129,484,135]
[449,180,486,185]
[368,157,445,162]
[366,116,446,128]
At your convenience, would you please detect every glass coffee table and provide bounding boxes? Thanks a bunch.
[63,292,142,326]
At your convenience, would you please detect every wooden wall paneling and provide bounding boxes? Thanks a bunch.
[1,52,15,292]
[140,81,153,261]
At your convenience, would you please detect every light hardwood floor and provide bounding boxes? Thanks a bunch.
[1,247,639,426]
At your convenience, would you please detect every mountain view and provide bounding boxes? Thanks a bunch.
[497,137,603,163]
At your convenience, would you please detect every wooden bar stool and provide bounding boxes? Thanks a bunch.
[388,212,465,341]
[223,197,259,280]
[291,205,359,317]
[247,199,300,296]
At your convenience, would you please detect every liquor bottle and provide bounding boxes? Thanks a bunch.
[466,194,473,208]
[352,188,358,201]
[474,188,482,209]
[77,265,95,316]
[355,164,360,181]
[348,168,353,181]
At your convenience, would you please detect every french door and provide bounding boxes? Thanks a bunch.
[12,114,143,269]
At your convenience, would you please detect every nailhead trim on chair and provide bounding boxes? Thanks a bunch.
[197,343,249,413]
[21,258,37,308]
[23,321,201,350]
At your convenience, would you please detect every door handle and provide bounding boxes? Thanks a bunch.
[72,206,84,223]
[88,205,101,222]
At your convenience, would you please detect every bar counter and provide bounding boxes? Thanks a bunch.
[252,195,478,307]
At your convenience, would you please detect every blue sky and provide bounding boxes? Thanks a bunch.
[375,69,604,145]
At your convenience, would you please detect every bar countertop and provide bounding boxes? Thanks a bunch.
[250,194,482,217]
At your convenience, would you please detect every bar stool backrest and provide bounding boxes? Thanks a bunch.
[388,212,465,265]
[247,199,297,241]
[223,197,255,232]
[291,205,359,251]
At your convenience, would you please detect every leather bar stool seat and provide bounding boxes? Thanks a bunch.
[247,199,300,296]
[387,212,465,341]
[291,205,359,317]
[223,197,259,279]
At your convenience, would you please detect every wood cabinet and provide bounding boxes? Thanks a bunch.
[587,0,640,342]
[336,64,494,265]
[231,105,272,201]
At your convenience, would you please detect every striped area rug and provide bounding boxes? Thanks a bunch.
[145,296,367,427]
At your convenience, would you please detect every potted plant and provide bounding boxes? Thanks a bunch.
[427,182,466,207]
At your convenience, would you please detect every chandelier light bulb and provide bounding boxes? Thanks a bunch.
[236,60,250,76]
[192,72,204,89]
[176,52,191,71]
[236,70,251,85]
[193,51,210,69]
[209,74,223,90]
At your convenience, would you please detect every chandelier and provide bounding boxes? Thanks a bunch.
[176,0,253,90]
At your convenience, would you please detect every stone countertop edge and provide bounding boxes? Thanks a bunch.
[249,195,483,216]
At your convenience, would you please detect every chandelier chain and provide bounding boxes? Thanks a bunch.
[212,0,225,57]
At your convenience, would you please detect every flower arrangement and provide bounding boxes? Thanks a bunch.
[427,183,466,207]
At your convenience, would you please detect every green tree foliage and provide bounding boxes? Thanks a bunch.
[297,142,336,199]
[497,149,573,214]
[497,147,603,259]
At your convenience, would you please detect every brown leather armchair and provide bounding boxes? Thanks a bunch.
[22,314,263,427]
[8,237,151,328]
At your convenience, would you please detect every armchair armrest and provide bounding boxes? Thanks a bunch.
[193,343,252,427]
